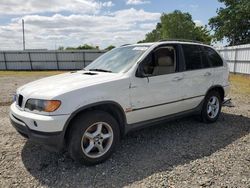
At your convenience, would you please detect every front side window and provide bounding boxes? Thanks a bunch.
[86,46,149,73]
[139,46,177,76]
[182,44,203,70]
[152,47,176,76]
[203,46,223,67]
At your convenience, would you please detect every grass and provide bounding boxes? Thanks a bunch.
[0,71,66,77]
[229,74,250,96]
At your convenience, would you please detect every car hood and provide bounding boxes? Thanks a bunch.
[17,70,123,99]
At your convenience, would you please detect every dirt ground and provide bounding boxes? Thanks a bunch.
[0,71,249,187]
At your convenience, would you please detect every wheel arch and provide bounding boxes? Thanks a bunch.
[205,85,225,101]
[63,101,127,143]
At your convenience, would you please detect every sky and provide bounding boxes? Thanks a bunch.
[0,0,225,50]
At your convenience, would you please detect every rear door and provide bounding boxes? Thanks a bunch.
[181,44,214,109]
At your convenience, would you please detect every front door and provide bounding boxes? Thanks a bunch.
[126,45,186,124]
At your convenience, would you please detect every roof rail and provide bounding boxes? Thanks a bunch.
[158,39,204,44]
[120,44,131,47]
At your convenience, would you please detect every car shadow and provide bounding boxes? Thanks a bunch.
[21,112,250,187]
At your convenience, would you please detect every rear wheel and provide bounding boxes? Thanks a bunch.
[67,111,120,165]
[201,90,222,123]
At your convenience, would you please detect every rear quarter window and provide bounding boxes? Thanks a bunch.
[203,46,223,67]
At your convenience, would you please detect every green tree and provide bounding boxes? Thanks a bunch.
[138,23,162,43]
[105,45,116,51]
[77,44,98,50]
[58,46,64,50]
[65,47,76,50]
[65,44,99,50]
[194,26,212,44]
[140,10,212,44]
[209,0,250,46]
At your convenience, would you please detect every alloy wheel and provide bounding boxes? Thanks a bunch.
[81,122,114,158]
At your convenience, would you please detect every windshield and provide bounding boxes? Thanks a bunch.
[85,46,149,73]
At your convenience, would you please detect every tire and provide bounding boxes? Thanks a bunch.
[67,110,120,165]
[201,90,222,123]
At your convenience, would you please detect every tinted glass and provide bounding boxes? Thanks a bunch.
[203,46,223,67]
[201,47,211,68]
[182,44,202,70]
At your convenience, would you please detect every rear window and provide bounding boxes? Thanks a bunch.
[182,44,203,70]
[203,46,223,67]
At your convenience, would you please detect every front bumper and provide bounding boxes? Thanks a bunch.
[9,103,70,151]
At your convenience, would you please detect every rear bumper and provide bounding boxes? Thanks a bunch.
[223,85,230,97]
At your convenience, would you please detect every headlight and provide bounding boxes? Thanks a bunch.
[25,99,61,112]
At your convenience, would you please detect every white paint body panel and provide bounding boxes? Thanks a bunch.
[16,71,131,115]
[128,72,187,124]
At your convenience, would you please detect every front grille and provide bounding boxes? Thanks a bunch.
[17,95,23,107]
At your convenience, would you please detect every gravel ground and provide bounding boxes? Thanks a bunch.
[0,73,249,188]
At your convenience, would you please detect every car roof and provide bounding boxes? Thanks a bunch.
[121,40,213,48]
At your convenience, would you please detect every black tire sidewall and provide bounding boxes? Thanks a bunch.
[67,110,120,165]
[202,91,222,123]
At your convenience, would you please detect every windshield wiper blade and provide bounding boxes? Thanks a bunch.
[89,68,112,73]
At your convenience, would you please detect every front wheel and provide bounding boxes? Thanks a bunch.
[67,111,120,165]
[201,90,222,123]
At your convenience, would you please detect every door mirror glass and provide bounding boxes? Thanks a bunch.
[136,64,150,78]
[136,53,154,78]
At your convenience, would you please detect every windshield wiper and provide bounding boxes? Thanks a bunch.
[89,68,112,73]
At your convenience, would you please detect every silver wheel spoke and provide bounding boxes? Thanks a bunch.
[211,110,215,116]
[211,97,216,105]
[208,106,212,113]
[102,133,111,140]
[96,144,104,153]
[93,123,103,136]
[85,141,94,153]
[85,132,94,139]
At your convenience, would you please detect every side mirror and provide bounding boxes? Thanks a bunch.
[136,64,151,78]
[136,53,153,78]
[136,64,146,78]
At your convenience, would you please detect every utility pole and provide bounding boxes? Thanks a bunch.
[22,19,25,50]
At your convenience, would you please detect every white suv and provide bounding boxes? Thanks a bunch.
[10,41,230,165]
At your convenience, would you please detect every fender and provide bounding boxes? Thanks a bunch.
[205,85,226,100]
[62,100,127,137]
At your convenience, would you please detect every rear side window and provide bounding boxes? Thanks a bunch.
[203,46,223,67]
[201,47,211,68]
[182,44,203,70]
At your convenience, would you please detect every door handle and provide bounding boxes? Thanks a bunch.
[172,76,183,81]
[204,72,212,76]
[129,83,138,89]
